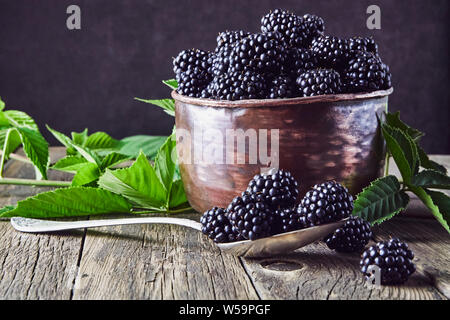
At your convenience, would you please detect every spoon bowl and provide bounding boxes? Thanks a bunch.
[10,216,347,258]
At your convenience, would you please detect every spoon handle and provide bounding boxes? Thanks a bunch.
[10,216,203,233]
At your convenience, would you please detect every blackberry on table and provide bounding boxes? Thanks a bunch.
[297,181,353,227]
[274,207,302,234]
[348,36,378,54]
[267,75,297,99]
[324,216,372,252]
[200,207,244,243]
[343,51,391,93]
[311,35,350,70]
[227,192,275,240]
[296,69,342,97]
[261,8,308,48]
[360,238,416,285]
[206,70,266,101]
[246,169,299,209]
[228,32,287,74]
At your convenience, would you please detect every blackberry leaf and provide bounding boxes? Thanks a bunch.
[412,170,450,189]
[134,98,175,117]
[418,147,447,174]
[352,175,410,225]
[385,112,424,141]
[162,79,178,90]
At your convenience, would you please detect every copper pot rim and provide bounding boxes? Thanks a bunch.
[171,87,393,108]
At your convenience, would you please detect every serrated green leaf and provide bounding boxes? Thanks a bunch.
[72,129,88,146]
[412,170,450,189]
[3,110,38,130]
[352,175,410,225]
[169,179,188,208]
[85,132,119,150]
[100,152,130,170]
[134,98,175,117]
[16,127,49,179]
[98,152,167,210]
[0,98,5,111]
[0,128,22,159]
[385,112,424,141]
[0,187,132,218]
[51,156,88,173]
[418,147,447,174]
[410,186,449,233]
[71,163,100,186]
[162,79,178,90]
[154,134,176,193]
[117,135,167,159]
[382,124,417,183]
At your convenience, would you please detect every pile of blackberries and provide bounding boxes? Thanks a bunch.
[173,8,392,100]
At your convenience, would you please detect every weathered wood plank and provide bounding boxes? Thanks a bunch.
[72,215,260,300]
[0,147,83,299]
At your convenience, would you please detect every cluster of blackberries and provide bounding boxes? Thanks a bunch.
[173,8,392,100]
[200,169,355,242]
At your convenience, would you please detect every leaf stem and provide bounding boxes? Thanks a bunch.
[132,206,195,215]
[0,177,71,187]
[0,150,32,164]
[384,152,390,177]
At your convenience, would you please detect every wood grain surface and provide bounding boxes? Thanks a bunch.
[0,148,448,300]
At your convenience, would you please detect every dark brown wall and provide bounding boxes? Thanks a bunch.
[0,0,448,153]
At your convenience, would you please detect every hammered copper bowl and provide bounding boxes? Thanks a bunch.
[173,88,393,213]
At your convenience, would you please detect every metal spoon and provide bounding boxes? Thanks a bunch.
[10,216,346,258]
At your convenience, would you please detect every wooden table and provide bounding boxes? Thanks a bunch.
[0,148,448,300]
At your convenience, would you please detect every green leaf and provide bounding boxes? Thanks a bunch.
[16,127,49,179]
[0,128,22,159]
[72,129,88,146]
[51,156,88,173]
[385,112,424,141]
[0,187,132,218]
[154,134,176,194]
[412,170,450,189]
[0,98,5,111]
[71,163,100,186]
[46,125,74,149]
[352,175,410,225]
[3,110,38,130]
[382,124,418,183]
[409,186,450,233]
[134,98,175,117]
[117,135,167,159]
[100,152,130,170]
[85,132,119,150]
[162,79,178,90]
[418,147,447,174]
[98,152,167,210]
[169,179,188,208]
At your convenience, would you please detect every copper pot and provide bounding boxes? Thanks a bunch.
[173,88,393,213]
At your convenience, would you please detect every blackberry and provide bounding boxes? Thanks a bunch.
[207,70,266,101]
[176,66,211,98]
[267,75,297,99]
[348,36,378,54]
[246,169,299,209]
[360,238,416,285]
[210,43,235,76]
[200,207,244,243]
[228,32,287,74]
[282,47,317,77]
[343,51,391,93]
[274,207,302,234]
[324,216,372,252]
[173,49,210,76]
[261,9,308,48]
[301,14,325,43]
[296,69,342,97]
[297,181,353,227]
[216,30,251,49]
[227,192,275,240]
[311,36,350,70]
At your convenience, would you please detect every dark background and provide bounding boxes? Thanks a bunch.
[0,0,448,153]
